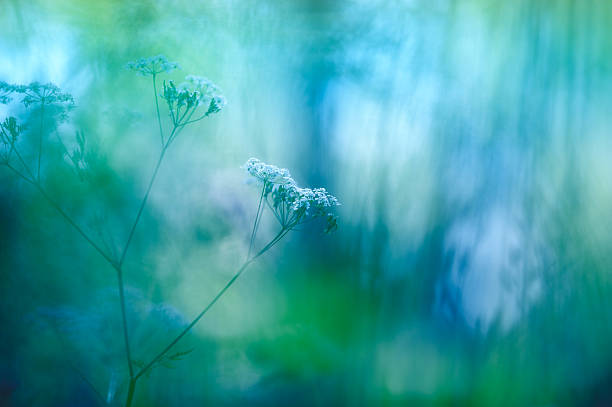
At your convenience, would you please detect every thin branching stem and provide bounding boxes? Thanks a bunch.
[133,224,289,382]
[118,145,168,268]
[125,378,136,407]
[115,87,187,388]
[174,105,180,126]
[5,162,35,185]
[50,323,107,406]
[117,269,134,379]
[168,101,176,127]
[8,140,133,382]
[248,182,267,258]
[2,74,228,407]
[5,153,116,266]
[116,87,198,397]
[12,145,35,180]
[181,113,209,126]
[177,107,190,127]
[118,115,192,269]
[0,127,8,145]
[37,102,45,180]
[152,74,164,147]
[133,258,252,381]
[167,109,196,146]
[266,197,283,224]
[36,184,117,266]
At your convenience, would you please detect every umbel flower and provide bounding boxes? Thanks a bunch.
[0,116,22,142]
[0,81,74,108]
[126,55,179,76]
[0,81,73,179]
[161,75,226,127]
[0,116,23,163]
[243,158,340,233]
[0,81,15,104]
[0,55,342,404]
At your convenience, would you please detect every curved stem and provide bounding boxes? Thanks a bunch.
[114,148,173,383]
[125,378,136,407]
[152,75,164,147]
[37,103,45,180]
[5,162,35,186]
[134,227,289,382]
[119,78,191,268]
[117,269,134,378]
[118,146,167,268]
[248,182,267,258]
[134,259,252,382]
[266,196,283,224]
[5,145,115,266]
[6,133,137,383]
[37,184,117,266]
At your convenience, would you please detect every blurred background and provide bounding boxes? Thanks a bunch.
[2,0,612,405]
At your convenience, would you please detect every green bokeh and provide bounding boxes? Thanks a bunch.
[2,0,612,406]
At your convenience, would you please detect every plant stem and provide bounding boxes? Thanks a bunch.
[6,147,115,267]
[37,102,44,180]
[119,88,189,269]
[118,146,167,268]
[3,87,218,406]
[133,227,288,382]
[134,259,252,381]
[117,87,188,405]
[153,75,164,147]
[6,154,131,404]
[125,378,136,407]
[117,269,134,378]
[115,123,182,397]
[36,184,118,266]
[248,182,266,259]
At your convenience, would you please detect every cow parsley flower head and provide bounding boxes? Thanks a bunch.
[0,81,73,108]
[0,81,16,104]
[126,55,179,76]
[162,75,225,126]
[243,158,340,233]
[0,117,24,163]
[184,75,227,114]
[0,117,22,141]
[25,82,73,108]
[242,157,292,184]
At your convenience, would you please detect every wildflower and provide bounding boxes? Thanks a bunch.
[0,81,16,104]
[243,158,340,233]
[0,81,73,108]
[126,55,179,76]
[21,82,73,107]
[161,75,225,127]
[184,75,227,113]
[242,157,292,184]
[0,117,23,163]
[0,117,22,143]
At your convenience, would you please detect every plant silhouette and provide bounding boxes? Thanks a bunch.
[0,56,339,406]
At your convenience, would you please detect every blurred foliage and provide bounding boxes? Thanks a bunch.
[2,0,612,406]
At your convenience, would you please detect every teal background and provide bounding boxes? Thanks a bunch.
[2,0,612,405]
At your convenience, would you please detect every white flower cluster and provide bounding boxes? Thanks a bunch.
[126,55,179,76]
[243,158,340,232]
[0,81,73,107]
[289,187,340,212]
[162,76,226,126]
[184,75,227,113]
[242,157,292,184]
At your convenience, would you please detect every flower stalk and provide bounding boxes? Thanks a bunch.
[0,58,339,407]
